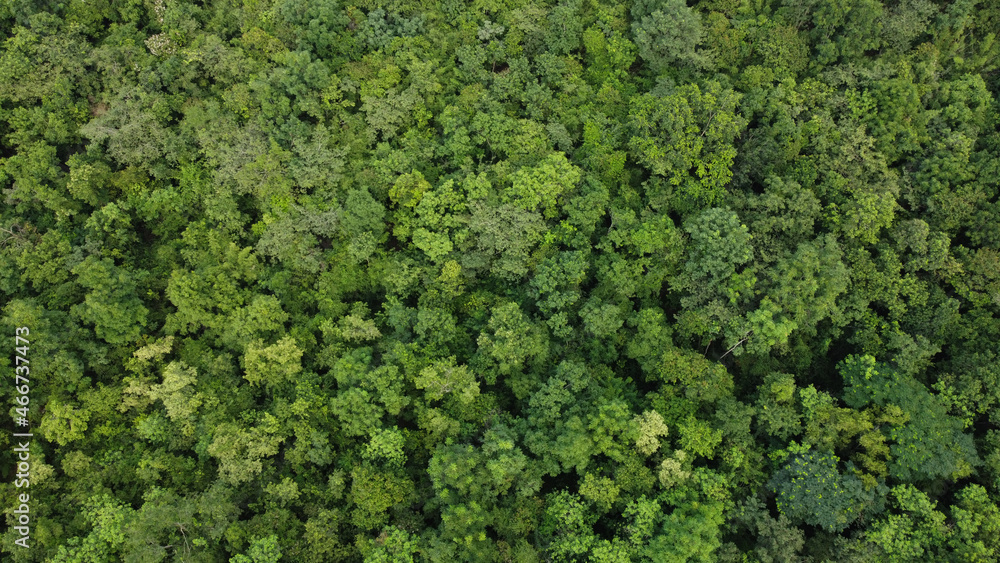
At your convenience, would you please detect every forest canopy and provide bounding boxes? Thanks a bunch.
[3,0,1000,561]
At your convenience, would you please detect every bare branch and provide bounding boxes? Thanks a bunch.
[719,331,753,359]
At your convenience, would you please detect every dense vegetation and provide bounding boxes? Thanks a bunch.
[3,0,1000,560]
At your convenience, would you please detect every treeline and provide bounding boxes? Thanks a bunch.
[2,0,1000,561]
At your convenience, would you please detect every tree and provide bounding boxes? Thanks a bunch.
[164,222,259,338]
[350,464,414,531]
[242,335,303,388]
[633,410,670,456]
[231,535,281,563]
[949,485,1000,561]
[840,355,979,482]
[414,356,479,407]
[70,256,149,345]
[504,152,582,219]
[725,497,807,563]
[646,482,726,562]
[632,0,706,73]
[769,448,875,533]
[738,234,849,354]
[628,82,746,207]
[79,86,172,176]
[539,491,597,562]
[50,495,133,562]
[39,398,90,446]
[475,302,548,385]
[866,484,948,560]
[145,361,205,437]
[545,0,584,55]
[207,417,286,485]
[672,207,754,346]
[362,527,420,563]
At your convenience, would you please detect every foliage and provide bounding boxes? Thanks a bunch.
[1,0,998,560]
[769,449,873,533]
